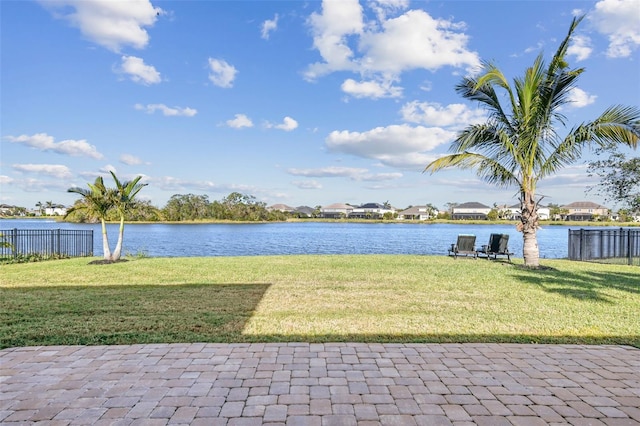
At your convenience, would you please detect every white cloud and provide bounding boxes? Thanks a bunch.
[400,101,486,127]
[99,164,118,174]
[326,124,456,169]
[0,175,15,185]
[120,154,143,165]
[292,180,323,189]
[134,103,197,116]
[567,34,592,61]
[119,56,161,85]
[567,87,597,108]
[12,164,73,179]
[226,114,254,129]
[287,166,402,181]
[358,10,480,74]
[287,166,369,178]
[305,0,364,80]
[208,58,237,88]
[305,2,480,87]
[591,0,640,58]
[369,0,409,21]
[341,78,402,99]
[261,14,278,39]
[39,0,162,52]
[5,133,104,159]
[150,175,256,193]
[267,116,299,131]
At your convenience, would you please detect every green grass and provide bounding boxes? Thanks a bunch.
[1,255,638,348]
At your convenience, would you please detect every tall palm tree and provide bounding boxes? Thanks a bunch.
[110,171,147,261]
[66,177,115,260]
[425,16,639,268]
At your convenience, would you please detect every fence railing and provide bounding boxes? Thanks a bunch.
[568,228,640,266]
[0,228,93,260]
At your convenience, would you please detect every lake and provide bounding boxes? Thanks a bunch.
[0,219,601,259]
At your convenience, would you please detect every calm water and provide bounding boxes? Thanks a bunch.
[0,219,596,259]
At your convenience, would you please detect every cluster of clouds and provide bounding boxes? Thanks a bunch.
[4,0,637,205]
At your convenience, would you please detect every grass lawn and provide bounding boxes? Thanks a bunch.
[1,255,638,349]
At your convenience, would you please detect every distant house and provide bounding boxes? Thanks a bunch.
[397,205,438,221]
[320,203,354,219]
[293,206,315,218]
[350,203,395,219]
[268,204,295,213]
[0,204,16,216]
[562,201,609,221]
[504,203,550,220]
[451,202,491,220]
[44,204,68,216]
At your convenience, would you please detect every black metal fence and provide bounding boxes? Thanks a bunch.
[568,228,640,266]
[0,228,93,260]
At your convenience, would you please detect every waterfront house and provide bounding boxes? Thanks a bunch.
[268,204,295,213]
[562,201,609,221]
[397,205,438,221]
[451,202,491,220]
[294,206,315,218]
[44,204,68,216]
[320,203,354,219]
[350,203,396,219]
[504,203,550,220]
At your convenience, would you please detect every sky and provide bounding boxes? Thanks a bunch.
[1,0,639,212]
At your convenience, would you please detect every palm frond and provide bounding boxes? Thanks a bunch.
[425,152,519,188]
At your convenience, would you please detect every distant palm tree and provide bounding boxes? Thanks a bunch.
[425,16,639,267]
[110,172,147,261]
[66,177,115,260]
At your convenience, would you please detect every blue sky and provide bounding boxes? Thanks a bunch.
[2,0,639,211]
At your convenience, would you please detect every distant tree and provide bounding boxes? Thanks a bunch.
[425,203,438,219]
[110,172,147,261]
[66,177,115,260]
[163,194,210,221]
[126,200,163,221]
[35,201,43,216]
[487,209,499,221]
[444,202,458,215]
[425,16,639,268]
[547,203,569,220]
[588,147,640,212]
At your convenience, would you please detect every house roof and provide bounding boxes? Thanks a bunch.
[398,206,429,215]
[322,203,353,210]
[268,204,294,211]
[562,201,608,209]
[359,203,387,209]
[294,206,315,215]
[456,201,491,209]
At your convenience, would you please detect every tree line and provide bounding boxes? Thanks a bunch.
[65,191,290,223]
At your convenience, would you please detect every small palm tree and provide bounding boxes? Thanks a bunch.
[425,16,639,267]
[110,171,147,261]
[66,177,115,260]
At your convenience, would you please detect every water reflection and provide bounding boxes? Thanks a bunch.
[0,219,599,259]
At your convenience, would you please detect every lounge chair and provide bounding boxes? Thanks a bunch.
[448,234,477,259]
[477,233,513,261]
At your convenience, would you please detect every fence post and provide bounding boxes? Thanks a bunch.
[579,229,585,261]
[12,228,18,259]
[629,228,633,266]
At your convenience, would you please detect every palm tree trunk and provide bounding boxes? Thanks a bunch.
[520,191,540,268]
[111,215,125,261]
[100,219,112,260]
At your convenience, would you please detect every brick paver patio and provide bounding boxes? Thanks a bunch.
[1,343,639,425]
